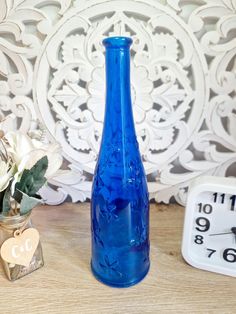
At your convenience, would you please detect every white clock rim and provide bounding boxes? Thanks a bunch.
[182,175,236,278]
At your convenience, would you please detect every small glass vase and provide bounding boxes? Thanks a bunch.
[0,211,44,281]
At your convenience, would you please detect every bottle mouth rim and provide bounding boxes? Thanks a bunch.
[102,36,133,48]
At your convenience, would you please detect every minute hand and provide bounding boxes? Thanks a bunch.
[209,227,236,236]
[209,232,233,236]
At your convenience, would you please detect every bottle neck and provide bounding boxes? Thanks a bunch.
[102,46,136,145]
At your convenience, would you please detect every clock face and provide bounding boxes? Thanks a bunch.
[182,177,236,277]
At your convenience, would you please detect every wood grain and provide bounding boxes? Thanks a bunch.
[0,203,235,314]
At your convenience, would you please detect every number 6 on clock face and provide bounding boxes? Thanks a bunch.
[182,176,236,277]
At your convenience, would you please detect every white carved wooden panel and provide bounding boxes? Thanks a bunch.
[0,0,236,205]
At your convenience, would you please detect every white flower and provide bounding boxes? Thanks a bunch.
[18,143,63,179]
[4,131,35,167]
[0,160,14,192]
[4,132,63,191]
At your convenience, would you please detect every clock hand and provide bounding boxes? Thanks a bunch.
[209,232,233,236]
[209,227,236,237]
[231,227,236,235]
[231,227,236,244]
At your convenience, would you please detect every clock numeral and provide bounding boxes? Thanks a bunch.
[195,217,210,232]
[212,193,236,211]
[223,248,236,263]
[206,248,216,258]
[230,195,236,211]
[194,235,204,245]
[197,203,213,214]
[213,193,225,204]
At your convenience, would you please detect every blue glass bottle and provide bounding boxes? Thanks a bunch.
[91,37,150,287]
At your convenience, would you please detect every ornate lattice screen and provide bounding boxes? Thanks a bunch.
[0,0,236,204]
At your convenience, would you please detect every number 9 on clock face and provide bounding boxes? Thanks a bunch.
[182,176,236,277]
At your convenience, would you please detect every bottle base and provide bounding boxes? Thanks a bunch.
[91,262,150,288]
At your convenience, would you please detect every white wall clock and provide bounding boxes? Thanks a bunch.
[182,176,236,277]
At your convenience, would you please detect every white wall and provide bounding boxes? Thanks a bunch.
[0,0,236,204]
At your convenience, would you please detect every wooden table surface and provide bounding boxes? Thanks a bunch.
[0,203,235,314]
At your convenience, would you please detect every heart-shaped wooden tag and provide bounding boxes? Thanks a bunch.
[0,228,40,267]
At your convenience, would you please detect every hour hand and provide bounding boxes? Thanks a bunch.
[231,227,236,235]
[231,227,236,244]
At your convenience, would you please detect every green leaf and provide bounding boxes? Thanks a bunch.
[19,191,43,215]
[0,191,4,213]
[2,186,11,214]
[13,188,22,204]
[14,156,48,201]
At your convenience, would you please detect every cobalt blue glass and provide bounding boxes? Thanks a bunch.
[91,36,150,288]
